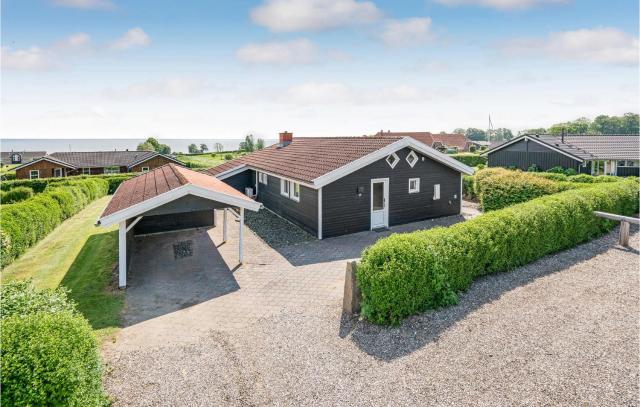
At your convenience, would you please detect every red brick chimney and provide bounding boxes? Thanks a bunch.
[279,131,293,146]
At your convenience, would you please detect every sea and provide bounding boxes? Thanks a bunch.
[0,139,278,154]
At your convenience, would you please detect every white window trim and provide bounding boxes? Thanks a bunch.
[433,184,441,200]
[406,150,418,168]
[291,182,300,202]
[280,178,301,202]
[141,167,150,173]
[408,178,420,193]
[258,172,268,184]
[104,166,120,175]
[54,168,63,177]
[386,152,399,169]
[82,168,91,175]
[280,178,290,197]
[29,170,40,179]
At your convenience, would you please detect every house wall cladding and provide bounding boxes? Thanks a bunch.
[617,167,640,177]
[15,161,73,179]
[133,210,215,235]
[322,147,461,238]
[130,156,175,172]
[487,139,582,171]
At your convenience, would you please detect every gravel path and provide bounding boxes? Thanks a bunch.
[104,227,639,406]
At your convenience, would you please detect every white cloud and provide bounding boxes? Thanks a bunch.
[103,78,211,99]
[50,0,115,9]
[54,33,92,51]
[109,28,151,50]
[433,0,566,10]
[503,27,639,65]
[380,18,433,47]
[1,47,55,71]
[236,39,319,64]
[250,0,382,32]
[285,82,354,103]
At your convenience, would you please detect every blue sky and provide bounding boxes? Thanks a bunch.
[2,0,638,139]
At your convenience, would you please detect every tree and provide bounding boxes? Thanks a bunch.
[453,128,465,135]
[465,128,487,141]
[548,117,590,135]
[256,138,265,150]
[137,137,171,154]
[137,141,155,151]
[492,128,513,141]
[188,143,199,154]
[214,143,224,153]
[239,134,255,152]
[620,112,640,134]
[200,144,208,153]
[518,128,547,136]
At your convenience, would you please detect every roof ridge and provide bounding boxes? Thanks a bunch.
[170,163,189,185]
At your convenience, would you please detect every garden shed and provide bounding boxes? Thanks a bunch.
[96,164,261,287]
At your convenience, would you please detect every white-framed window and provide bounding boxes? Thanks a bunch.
[408,178,420,193]
[280,178,290,197]
[104,166,120,175]
[386,152,399,169]
[29,170,40,179]
[406,150,418,168]
[11,154,21,163]
[141,167,150,173]
[258,172,268,184]
[433,184,441,200]
[53,168,63,177]
[291,182,300,202]
[82,168,91,175]
[628,160,638,167]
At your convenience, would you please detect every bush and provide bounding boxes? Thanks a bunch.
[565,168,578,176]
[531,172,568,182]
[1,173,135,194]
[527,163,540,172]
[0,178,108,267]
[462,175,475,199]
[224,153,234,160]
[568,174,594,183]
[0,186,34,204]
[594,175,619,183]
[450,153,487,167]
[357,180,639,325]
[1,280,77,318]
[547,166,565,174]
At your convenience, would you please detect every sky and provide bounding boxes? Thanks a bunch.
[2,0,639,140]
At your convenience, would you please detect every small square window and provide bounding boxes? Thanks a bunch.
[433,184,441,200]
[386,152,399,169]
[408,178,420,193]
[406,150,418,168]
[141,167,150,173]
[54,168,63,177]
[29,170,40,179]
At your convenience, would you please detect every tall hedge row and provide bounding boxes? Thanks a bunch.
[357,180,639,325]
[450,153,487,167]
[0,178,109,267]
[1,173,135,194]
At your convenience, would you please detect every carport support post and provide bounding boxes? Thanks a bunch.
[239,207,244,264]
[118,221,127,288]
[223,208,228,243]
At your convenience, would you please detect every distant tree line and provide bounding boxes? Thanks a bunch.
[239,134,264,153]
[137,137,171,154]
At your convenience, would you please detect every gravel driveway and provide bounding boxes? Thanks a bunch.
[103,224,639,406]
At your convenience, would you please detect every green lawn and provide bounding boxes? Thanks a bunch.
[2,196,123,341]
[176,151,244,168]
[0,164,18,176]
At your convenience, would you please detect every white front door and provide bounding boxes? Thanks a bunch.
[370,178,389,229]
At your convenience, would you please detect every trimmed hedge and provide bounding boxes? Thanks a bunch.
[357,180,639,325]
[0,178,108,267]
[462,175,475,199]
[1,186,34,204]
[1,173,135,194]
[450,153,487,167]
[1,281,107,406]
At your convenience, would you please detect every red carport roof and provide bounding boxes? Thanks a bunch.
[99,163,258,221]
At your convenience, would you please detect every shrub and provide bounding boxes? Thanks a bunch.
[450,153,487,167]
[531,172,568,182]
[224,153,234,160]
[0,186,34,204]
[547,166,565,174]
[565,168,578,176]
[568,174,594,183]
[357,180,639,325]
[527,163,540,172]
[1,280,77,319]
[0,178,108,267]
[1,173,134,194]
[462,175,475,199]
[594,175,619,183]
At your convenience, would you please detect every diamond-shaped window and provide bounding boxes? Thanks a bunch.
[386,153,399,168]
[406,150,418,168]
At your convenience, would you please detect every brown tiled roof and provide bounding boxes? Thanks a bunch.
[203,136,403,183]
[375,131,470,150]
[100,163,253,218]
[1,151,47,165]
[48,151,165,168]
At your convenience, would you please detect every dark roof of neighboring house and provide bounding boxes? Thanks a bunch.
[13,151,183,171]
[375,131,471,150]
[203,135,474,186]
[1,151,47,164]
[99,163,258,221]
[485,134,640,161]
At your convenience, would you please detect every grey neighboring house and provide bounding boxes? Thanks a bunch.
[203,132,474,239]
[483,134,640,176]
[1,151,46,166]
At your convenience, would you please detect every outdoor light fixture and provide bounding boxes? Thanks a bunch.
[357,186,364,196]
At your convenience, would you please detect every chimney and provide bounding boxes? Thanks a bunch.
[561,128,566,143]
[279,131,293,147]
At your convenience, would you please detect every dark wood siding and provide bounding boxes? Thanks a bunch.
[257,173,318,236]
[223,170,254,193]
[322,147,461,238]
[134,210,215,235]
[617,167,640,177]
[488,139,581,171]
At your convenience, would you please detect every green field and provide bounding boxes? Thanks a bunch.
[176,151,244,168]
[2,196,123,341]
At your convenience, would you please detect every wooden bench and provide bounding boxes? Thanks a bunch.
[594,211,640,247]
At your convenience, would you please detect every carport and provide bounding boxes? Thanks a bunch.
[97,164,261,288]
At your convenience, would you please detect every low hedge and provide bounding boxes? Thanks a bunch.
[357,180,639,325]
[0,186,34,204]
[1,173,136,194]
[0,178,108,267]
[450,153,487,167]
[1,281,107,406]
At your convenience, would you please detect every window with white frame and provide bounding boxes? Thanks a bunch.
[617,160,626,167]
[82,168,91,175]
[280,178,290,197]
[408,178,420,193]
[291,182,300,202]
[141,167,150,173]
[258,172,268,184]
[53,168,63,177]
[433,184,440,200]
[104,166,120,175]
[29,170,40,179]
[406,150,418,168]
[386,152,399,169]
[280,179,300,201]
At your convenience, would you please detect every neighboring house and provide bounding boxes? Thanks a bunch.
[13,151,184,179]
[1,151,47,166]
[203,132,474,239]
[374,131,475,152]
[483,134,640,176]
